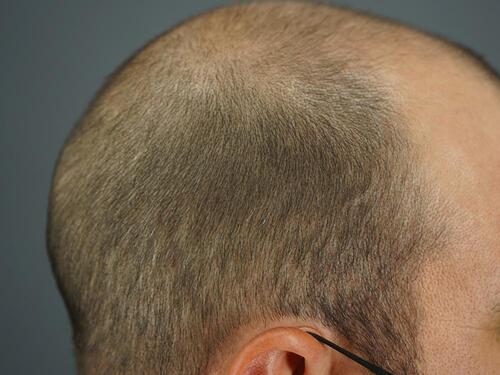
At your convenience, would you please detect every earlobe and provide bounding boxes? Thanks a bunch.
[227,326,333,375]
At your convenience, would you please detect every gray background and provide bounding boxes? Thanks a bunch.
[1,1,499,374]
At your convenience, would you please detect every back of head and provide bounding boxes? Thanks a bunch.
[46,1,456,374]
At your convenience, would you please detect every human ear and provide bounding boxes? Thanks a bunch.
[226,326,339,375]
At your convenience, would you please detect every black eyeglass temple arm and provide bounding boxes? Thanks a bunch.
[305,331,394,375]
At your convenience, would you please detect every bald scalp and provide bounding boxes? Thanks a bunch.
[47,1,457,374]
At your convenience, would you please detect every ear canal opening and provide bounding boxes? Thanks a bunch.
[288,353,305,375]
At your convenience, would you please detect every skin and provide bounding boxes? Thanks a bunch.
[213,27,500,375]
[388,43,500,374]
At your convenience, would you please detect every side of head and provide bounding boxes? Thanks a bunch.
[46,1,499,374]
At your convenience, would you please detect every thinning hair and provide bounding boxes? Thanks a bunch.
[47,1,459,374]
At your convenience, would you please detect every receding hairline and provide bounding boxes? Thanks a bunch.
[440,38,500,83]
[48,1,474,374]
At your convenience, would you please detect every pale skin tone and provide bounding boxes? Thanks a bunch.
[211,25,500,375]
[391,43,500,374]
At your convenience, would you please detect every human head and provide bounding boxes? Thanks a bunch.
[46,1,500,374]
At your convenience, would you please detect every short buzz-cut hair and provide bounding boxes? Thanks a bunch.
[46,1,461,374]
